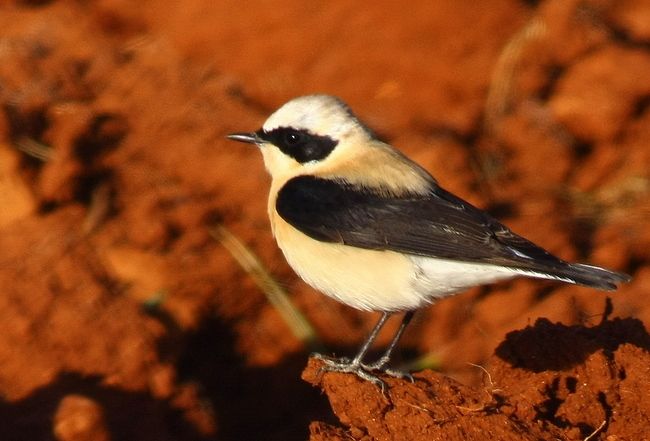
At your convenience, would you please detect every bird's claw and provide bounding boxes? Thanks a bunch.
[311,353,413,393]
[311,353,352,365]
[362,359,415,383]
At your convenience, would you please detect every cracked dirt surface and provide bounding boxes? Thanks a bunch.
[0,0,649,440]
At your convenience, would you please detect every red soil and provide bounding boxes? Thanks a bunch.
[0,1,648,440]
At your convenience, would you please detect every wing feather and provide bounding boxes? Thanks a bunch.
[275,175,630,289]
[276,176,549,263]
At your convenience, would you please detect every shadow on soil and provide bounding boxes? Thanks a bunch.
[175,316,337,441]
[495,299,650,372]
[0,372,209,441]
[0,313,338,441]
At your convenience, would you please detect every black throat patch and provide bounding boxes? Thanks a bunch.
[257,127,338,163]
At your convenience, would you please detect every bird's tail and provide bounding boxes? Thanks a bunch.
[518,263,631,291]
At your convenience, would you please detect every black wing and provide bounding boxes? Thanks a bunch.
[276,175,629,290]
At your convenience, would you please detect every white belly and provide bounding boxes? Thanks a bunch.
[272,217,519,312]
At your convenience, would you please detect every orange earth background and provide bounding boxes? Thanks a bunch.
[1,1,650,440]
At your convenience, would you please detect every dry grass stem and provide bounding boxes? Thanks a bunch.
[210,224,323,352]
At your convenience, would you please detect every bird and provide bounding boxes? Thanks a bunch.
[226,94,631,388]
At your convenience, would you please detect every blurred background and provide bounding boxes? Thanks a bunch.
[0,0,648,440]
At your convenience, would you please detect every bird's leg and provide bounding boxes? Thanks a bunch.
[362,310,415,380]
[350,311,393,365]
[313,312,392,387]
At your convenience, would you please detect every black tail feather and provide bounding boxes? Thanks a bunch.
[564,263,631,291]
[534,263,631,291]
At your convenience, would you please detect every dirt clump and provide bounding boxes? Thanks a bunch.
[304,313,650,440]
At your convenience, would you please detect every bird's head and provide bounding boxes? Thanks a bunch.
[227,95,374,181]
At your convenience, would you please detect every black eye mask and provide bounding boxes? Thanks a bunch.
[257,127,338,163]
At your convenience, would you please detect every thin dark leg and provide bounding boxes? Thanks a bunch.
[365,310,415,370]
[352,312,392,364]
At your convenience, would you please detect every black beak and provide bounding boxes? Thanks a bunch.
[226,132,262,144]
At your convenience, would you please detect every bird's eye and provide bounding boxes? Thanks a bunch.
[263,127,337,163]
[284,130,303,146]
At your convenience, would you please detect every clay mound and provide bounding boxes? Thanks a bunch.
[304,314,650,441]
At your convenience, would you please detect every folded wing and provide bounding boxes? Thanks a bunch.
[276,175,629,290]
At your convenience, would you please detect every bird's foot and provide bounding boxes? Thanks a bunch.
[362,357,415,383]
[311,353,413,391]
[311,353,386,390]
[311,352,352,365]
